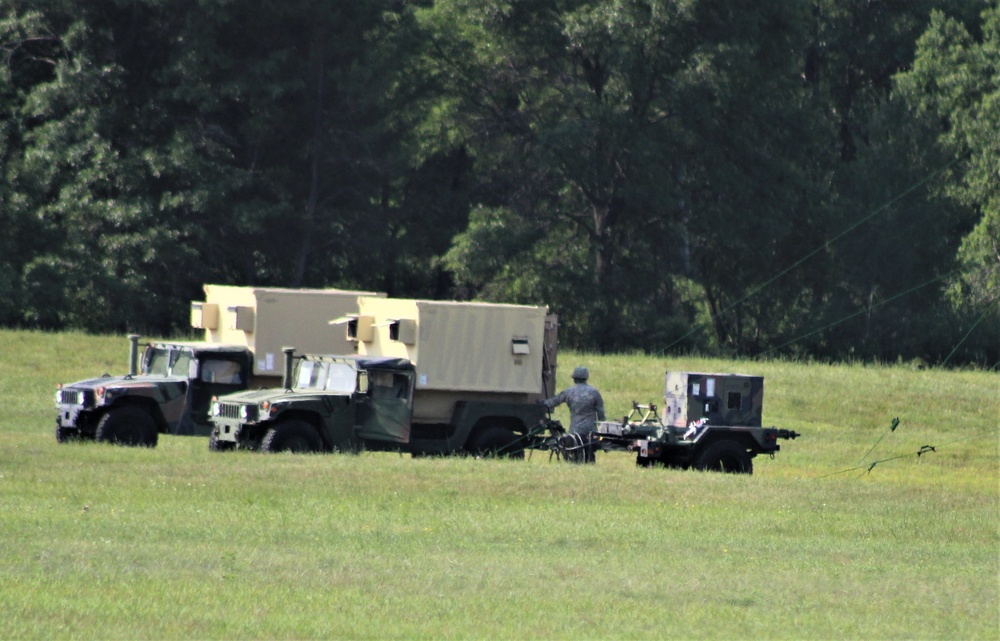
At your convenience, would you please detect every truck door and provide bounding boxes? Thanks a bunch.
[190,356,249,428]
[357,369,414,444]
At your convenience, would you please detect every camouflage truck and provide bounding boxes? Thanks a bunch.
[559,372,799,474]
[55,336,259,446]
[209,299,558,456]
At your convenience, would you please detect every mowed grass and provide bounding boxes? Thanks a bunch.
[0,329,997,639]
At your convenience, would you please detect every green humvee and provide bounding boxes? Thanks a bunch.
[55,336,254,447]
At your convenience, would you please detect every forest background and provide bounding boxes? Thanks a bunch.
[1,0,997,365]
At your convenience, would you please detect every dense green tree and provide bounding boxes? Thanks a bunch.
[899,6,999,299]
[0,0,992,364]
[1,0,442,332]
[895,4,1000,363]
[419,0,833,352]
[767,0,984,362]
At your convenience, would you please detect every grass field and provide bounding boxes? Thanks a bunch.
[1,329,997,639]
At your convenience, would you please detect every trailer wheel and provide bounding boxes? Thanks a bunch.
[95,407,158,447]
[693,440,753,474]
[261,420,322,454]
[208,428,235,452]
[471,426,525,459]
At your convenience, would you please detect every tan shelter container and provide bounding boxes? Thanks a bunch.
[191,285,384,377]
[341,297,557,423]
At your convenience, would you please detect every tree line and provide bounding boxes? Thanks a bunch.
[1,0,997,365]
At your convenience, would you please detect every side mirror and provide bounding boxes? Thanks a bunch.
[357,371,370,394]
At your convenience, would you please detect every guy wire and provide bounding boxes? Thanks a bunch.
[659,154,966,355]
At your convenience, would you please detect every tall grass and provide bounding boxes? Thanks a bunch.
[1,330,997,639]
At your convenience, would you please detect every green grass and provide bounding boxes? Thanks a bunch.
[1,329,997,639]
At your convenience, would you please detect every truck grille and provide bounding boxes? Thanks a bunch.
[58,389,93,406]
[218,403,256,421]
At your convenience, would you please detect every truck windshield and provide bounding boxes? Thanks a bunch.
[145,346,194,377]
[295,359,357,393]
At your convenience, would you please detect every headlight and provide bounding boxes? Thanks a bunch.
[261,401,284,418]
[211,401,221,417]
[239,405,250,420]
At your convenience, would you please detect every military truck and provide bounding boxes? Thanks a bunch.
[55,285,382,447]
[208,298,558,455]
[552,372,799,473]
[55,336,258,446]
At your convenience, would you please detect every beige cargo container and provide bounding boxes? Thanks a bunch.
[191,284,384,378]
[339,297,558,423]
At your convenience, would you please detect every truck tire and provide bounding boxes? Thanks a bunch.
[209,428,235,452]
[693,439,753,474]
[261,420,322,454]
[55,426,78,443]
[470,426,525,459]
[95,407,158,447]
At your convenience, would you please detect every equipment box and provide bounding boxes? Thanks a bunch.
[348,297,553,395]
[663,372,764,428]
[192,285,384,377]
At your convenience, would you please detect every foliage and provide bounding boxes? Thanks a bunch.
[896,5,1000,352]
[0,0,997,364]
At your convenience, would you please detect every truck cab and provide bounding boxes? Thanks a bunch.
[208,354,415,452]
[55,337,253,446]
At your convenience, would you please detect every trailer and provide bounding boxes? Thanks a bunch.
[544,372,799,474]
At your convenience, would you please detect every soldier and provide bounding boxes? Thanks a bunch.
[543,366,605,463]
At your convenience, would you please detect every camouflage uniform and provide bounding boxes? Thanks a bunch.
[543,366,606,435]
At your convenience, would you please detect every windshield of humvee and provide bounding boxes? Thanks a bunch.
[144,346,194,377]
[295,359,357,393]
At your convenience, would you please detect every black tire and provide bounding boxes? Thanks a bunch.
[55,426,79,443]
[470,426,525,459]
[636,455,654,468]
[693,439,753,474]
[95,407,158,447]
[261,420,323,454]
[209,428,236,452]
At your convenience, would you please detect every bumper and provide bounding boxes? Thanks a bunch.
[56,403,86,429]
[210,418,246,443]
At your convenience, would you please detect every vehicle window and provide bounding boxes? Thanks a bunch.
[371,371,409,400]
[325,363,358,394]
[297,361,338,390]
[171,350,194,377]
[146,348,170,376]
[201,359,243,384]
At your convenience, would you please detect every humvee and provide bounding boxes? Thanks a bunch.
[55,335,255,446]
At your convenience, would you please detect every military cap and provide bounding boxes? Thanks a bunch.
[572,366,589,381]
